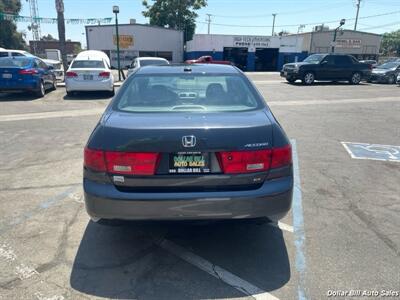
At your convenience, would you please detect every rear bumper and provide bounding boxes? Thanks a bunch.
[83,176,293,221]
[0,80,38,92]
[65,78,114,92]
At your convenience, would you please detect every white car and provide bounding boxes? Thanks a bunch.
[127,57,169,77]
[43,59,64,82]
[0,49,34,58]
[65,50,114,96]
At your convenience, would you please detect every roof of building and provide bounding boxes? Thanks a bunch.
[86,23,183,32]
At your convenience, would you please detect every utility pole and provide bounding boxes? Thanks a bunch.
[27,0,41,54]
[55,0,68,72]
[206,14,212,34]
[354,0,361,30]
[272,13,277,36]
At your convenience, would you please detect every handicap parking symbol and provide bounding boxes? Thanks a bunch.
[341,142,400,162]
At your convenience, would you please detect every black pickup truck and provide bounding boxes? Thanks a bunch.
[281,54,372,85]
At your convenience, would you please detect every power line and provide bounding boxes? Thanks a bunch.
[196,10,400,29]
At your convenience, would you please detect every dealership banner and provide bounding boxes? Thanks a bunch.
[0,12,112,24]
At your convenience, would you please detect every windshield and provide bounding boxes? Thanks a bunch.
[376,62,400,69]
[303,54,325,64]
[140,59,169,67]
[115,74,261,113]
[71,60,105,69]
[0,57,32,68]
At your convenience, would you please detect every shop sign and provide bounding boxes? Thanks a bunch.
[113,35,134,48]
[233,36,270,48]
[335,39,361,49]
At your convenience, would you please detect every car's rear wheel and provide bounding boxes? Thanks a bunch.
[36,81,45,98]
[50,79,57,91]
[286,77,296,83]
[350,72,362,85]
[387,75,395,84]
[302,72,315,85]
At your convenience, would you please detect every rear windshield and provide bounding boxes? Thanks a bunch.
[0,58,32,68]
[71,60,104,69]
[114,74,261,113]
[140,60,169,67]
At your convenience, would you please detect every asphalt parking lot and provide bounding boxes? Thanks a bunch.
[0,74,399,300]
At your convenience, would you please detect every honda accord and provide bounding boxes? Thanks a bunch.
[83,64,293,222]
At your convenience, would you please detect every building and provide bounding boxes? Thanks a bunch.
[86,23,184,68]
[29,40,81,57]
[185,30,382,71]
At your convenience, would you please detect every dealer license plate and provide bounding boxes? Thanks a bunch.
[169,152,210,174]
[83,74,93,80]
[2,74,12,79]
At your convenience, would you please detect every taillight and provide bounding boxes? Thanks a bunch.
[271,145,292,169]
[99,71,110,78]
[217,150,272,174]
[84,147,106,172]
[66,71,78,78]
[18,69,38,75]
[217,145,292,174]
[104,152,159,175]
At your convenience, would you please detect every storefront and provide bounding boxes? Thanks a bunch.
[86,23,184,68]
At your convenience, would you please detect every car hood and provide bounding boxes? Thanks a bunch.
[283,62,312,68]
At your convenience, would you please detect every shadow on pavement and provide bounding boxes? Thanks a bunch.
[0,92,40,102]
[63,91,113,101]
[70,219,290,299]
[284,81,370,87]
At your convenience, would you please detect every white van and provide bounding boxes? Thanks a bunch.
[65,50,114,96]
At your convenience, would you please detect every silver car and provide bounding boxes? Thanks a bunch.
[127,57,169,77]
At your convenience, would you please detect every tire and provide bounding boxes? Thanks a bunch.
[302,72,315,85]
[387,75,395,84]
[286,77,296,83]
[66,90,74,97]
[109,89,115,97]
[36,81,45,98]
[350,72,362,85]
[50,79,57,91]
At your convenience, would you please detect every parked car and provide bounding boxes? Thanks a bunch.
[127,57,169,77]
[186,56,232,65]
[359,60,377,68]
[0,49,34,58]
[281,53,371,85]
[65,50,114,96]
[83,64,293,223]
[0,56,56,97]
[43,58,64,82]
[367,61,400,84]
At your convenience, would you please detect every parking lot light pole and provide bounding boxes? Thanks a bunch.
[332,19,346,53]
[113,5,121,81]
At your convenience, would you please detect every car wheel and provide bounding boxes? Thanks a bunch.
[302,72,315,85]
[109,89,115,97]
[286,77,296,83]
[350,72,362,85]
[387,75,395,84]
[66,91,74,97]
[50,79,57,91]
[36,81,45,98]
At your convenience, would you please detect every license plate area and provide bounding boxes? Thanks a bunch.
[2,74,12,79]
[169,152,210,174]
[83,74,93,80]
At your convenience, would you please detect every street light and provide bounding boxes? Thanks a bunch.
[331,19,346,53]
[113,5,121,81]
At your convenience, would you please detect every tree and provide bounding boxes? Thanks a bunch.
[381,29,400,56]
[0,0,27,49]
[41,34,57,41]
[142,0,207,42]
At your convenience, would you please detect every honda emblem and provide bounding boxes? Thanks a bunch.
[182,135,196,148]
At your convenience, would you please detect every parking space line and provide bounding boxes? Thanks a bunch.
[157,238,280,300]
[291,139,309,300]
[269,221,294,233]
[268,96,399,107]
[0,108,104,122]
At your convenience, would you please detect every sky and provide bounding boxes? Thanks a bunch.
[16,0,400,48]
